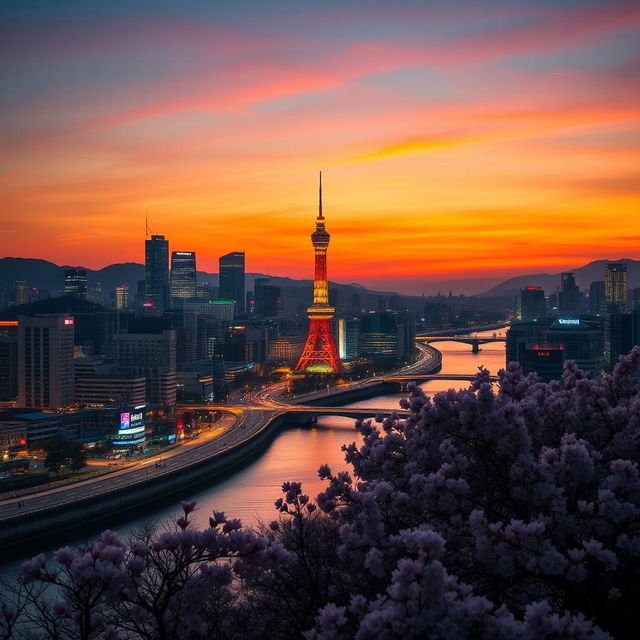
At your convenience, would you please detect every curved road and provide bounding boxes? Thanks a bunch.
[0,342,440,523]
[0,410,274,521]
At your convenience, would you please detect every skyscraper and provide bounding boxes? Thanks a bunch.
[558,272,581,315]
[0,321,18,401]
[254,278,283,318]
[603,311,632,370]
[359,311,414,358]
[516,287,546,322]
[294,173,343,373]
[18,314,75,409]
[605,262,627,310]
[145,234,170,312]
[112,329,176,406]
[15,281,28,306]
[115,285,129,310]
[219,252,245,315]
[170,251,197,306]
[64,268,88,298]
[589,280,605,314]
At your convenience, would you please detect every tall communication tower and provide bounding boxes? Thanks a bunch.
[294,173,344,373]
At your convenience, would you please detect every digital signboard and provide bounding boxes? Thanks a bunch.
[112,405,146,446]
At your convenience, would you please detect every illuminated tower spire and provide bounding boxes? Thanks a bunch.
[294,173,344,373]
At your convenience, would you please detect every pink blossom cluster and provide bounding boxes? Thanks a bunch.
[6,501,290,640]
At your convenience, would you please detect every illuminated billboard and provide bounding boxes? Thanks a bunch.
[112,405,146,446]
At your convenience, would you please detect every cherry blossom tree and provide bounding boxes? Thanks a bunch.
[308,348,640,638]
[6,502,289,640]
[4,348,640,639]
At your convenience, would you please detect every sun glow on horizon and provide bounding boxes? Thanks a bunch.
[1,1,639,295]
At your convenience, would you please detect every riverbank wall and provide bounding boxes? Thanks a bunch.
[0,413,288,555]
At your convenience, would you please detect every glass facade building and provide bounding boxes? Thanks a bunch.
[605,263,627,310]
[219,252,245,315]
[170,251,197,306]
[64,268,88,299]
[144,235,170,312]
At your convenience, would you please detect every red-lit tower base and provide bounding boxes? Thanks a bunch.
[295,316,343,373]
[294,173,344,374]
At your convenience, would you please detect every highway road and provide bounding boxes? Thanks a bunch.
[0,410,278,521]
[0,341,440,522]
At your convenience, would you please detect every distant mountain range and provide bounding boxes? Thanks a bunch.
[0,258,392,311]
[479,259,640,298]
[2,257,637,302]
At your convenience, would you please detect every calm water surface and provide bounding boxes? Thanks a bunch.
[2,330,506,572]
[125,328,508,530]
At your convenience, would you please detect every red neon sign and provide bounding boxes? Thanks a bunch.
[64,318,74,325]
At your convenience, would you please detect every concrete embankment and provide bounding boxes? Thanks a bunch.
[0,344,443,553]
[0,412,290,554]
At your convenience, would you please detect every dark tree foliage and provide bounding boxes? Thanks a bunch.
[4,349,640,639]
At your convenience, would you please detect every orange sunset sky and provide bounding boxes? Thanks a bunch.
[1,1,639,295]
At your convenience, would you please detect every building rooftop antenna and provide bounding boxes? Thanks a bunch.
[145,210,156,238]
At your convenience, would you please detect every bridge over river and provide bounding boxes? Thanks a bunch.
[383,373,498,383]
[416,335,506,353]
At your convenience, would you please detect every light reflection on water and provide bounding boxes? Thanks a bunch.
[160,330,507,529]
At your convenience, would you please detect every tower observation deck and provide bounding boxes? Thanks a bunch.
[294,173,344,373]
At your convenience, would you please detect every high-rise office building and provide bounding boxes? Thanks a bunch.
[112,329,176,406]
[18,314,75,409]
[545,317,603,375]
[605,263,627,310]
[219,252,245,315]
[88,282,104,305]
[170,251,197,306]
[603,312,632,371]
[181,300,235,363]
[64,268,88,298]
[589,280,606,314]
[15,281,28,306]
[558,273,581,315]
[516,287,546,322]
[145,234,170,312]
[359,311,414,358]
[337,316,361,360]
[222,326,249,363]
[115,285,129,310]
[0,322,18,400]
[254,278,283,318]
[506,321,546,365]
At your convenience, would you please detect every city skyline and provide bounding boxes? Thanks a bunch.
[2,1,639,293]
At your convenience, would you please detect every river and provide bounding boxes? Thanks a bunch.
[1,328,506,572]
[121,328,508,530]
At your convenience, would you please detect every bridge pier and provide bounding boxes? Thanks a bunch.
[471,340,480,353]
